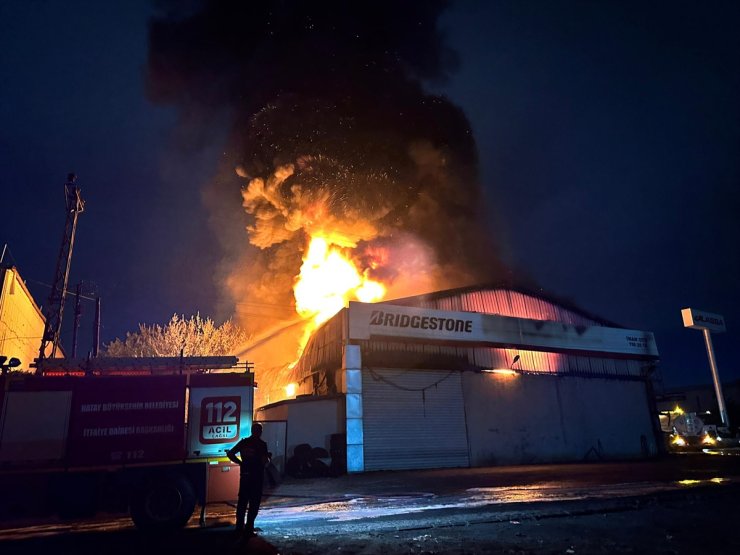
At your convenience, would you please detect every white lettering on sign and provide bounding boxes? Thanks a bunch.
[109,450,145,461]
[80,401,180,412]
[204,401,238,424]
[82,424,175,437]
[203,425,238,440]
[199,396,241,444]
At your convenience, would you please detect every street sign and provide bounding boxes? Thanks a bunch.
[681,308,726,333]
[681,307,729,427]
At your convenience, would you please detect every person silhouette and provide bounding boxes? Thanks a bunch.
[227,422,269,536]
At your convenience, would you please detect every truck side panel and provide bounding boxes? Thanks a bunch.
[0,391,71,462]
[0,371,254,528]
[66,375,187,466]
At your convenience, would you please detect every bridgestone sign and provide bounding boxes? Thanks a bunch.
[369,309,474,333]
[349,302,659,359]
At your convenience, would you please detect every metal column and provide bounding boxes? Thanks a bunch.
[702,328,729,427]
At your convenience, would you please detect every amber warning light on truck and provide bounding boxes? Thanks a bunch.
[200,396,241,443]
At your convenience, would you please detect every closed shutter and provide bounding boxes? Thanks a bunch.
[362,368,469,471]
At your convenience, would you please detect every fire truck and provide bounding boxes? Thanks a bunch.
[0,356,254,529]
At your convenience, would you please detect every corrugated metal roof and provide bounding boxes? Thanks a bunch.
[386,283,620,327]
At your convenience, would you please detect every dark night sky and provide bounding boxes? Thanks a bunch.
[1,1,738,388]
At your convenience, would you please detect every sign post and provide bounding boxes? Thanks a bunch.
[681,308,729,427]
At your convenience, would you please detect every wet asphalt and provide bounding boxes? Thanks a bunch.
[1,455,739,554]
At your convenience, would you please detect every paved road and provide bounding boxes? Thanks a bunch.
[216,455,740,535]
[1,456,739,554]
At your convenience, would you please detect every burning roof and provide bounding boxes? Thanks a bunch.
[146,1,509,377]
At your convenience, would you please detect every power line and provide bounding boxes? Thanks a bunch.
[24,278,97,301]
[0,243,97,301]
[234,300,296,309]
[237,312,298,321]
[0,243,18,266]
[1,335,43,341]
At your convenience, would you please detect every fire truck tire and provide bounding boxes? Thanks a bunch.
[130,473,197,530]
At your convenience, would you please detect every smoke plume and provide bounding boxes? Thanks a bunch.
[147,1,507,367]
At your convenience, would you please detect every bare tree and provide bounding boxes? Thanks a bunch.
[104,314,249,357]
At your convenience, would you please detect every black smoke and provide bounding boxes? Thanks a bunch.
[147,0,507,333]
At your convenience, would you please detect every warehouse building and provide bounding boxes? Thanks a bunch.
[257,285,661,473]
[0,266,49,371]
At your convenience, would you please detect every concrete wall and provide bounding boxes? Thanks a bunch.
[256,396,345,460]
[462,372,657,465]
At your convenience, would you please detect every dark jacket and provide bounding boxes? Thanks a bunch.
[227,435,269,479]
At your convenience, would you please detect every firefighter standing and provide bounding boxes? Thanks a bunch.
[227,422,269,536]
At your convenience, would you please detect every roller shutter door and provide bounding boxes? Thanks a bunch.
[362,368,469,470]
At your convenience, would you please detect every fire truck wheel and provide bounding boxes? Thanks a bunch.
[130,473,196,530]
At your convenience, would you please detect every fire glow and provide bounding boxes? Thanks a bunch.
[293,234,386,352]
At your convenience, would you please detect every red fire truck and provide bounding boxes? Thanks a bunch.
[0,356,254,529]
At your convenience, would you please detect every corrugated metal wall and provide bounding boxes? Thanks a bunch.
[358,342,643,378]
[462,372,658,464]
[291,310,345,386]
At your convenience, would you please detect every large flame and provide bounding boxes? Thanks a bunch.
[233,164,446,405]
[293,233,386,355]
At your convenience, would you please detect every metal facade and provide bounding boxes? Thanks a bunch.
[285,286,658,472]
[290,309,345,390]
[292,286,650,387]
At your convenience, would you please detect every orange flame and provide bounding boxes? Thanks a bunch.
[293,234,386,355]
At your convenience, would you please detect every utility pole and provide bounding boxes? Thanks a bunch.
[71,282,82,357]
[92,296,101,358]
[38,174,85,368]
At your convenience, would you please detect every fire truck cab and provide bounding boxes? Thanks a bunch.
[0,356,254,530]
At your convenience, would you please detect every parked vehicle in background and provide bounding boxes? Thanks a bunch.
[658,405,738,452]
